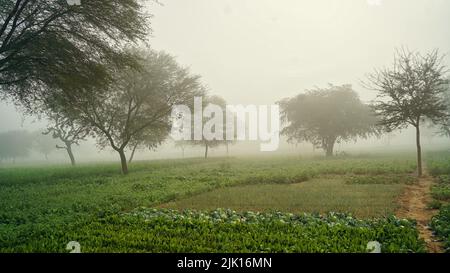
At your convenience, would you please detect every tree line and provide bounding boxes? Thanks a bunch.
[1,1,449,176]
[280,49,450,177]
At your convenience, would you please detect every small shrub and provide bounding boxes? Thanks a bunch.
[437,175,450,185]
[426,200,442,210]
[431,185,450,201]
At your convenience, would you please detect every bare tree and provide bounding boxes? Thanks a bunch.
[365,48,449,176]
[43,113,89,166]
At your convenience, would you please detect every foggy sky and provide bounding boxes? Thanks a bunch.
[148,0,450,105]
[1,0,450,150]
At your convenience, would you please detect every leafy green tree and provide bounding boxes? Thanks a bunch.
[0,0,151,110]
[279,84,379,157]
[365,49,449,176]
[53,49,204,174]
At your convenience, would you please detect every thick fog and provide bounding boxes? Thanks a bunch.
[1,0,450,163]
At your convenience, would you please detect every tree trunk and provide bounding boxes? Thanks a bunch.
[181,147,185,158]
[118,149,129,175]
[128,144,138,164]
[226,143,229,157]
[415,125,423,177]
[66,144,76,166]
[325,140,335,157]
[204,143,209,159]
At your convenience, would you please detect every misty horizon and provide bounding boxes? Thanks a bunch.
[1,0,449,163]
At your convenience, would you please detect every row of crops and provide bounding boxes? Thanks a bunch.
[0,156,425,252]
[1,208,424,253]
[427,154,450,252]
[129,208,428,253]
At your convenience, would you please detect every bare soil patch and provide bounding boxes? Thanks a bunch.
[396,170,443,253]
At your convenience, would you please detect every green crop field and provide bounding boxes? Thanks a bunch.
[427,153,450,252]
[1,0,450,261]
[160,178,405,218]
[0,154,430,253]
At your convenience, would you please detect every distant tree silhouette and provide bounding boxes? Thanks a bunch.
[189,95,233,159]
[0,130,32,163]
[279,84,379,157]
[43,112,89,166]
[32,131,58,160]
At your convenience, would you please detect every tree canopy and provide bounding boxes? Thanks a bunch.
[365,48,449,176]
[0,0,151,110]
[279,84,379,156]
[52,49,205,174]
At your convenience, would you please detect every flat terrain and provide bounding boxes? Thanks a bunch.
[161,178,404,218]
[0,154,430,252]
[396,171,443,253]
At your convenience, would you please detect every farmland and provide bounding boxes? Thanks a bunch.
[160,178,406,218]
[0,154,430,253]
[1,0,450,259]
[427,153,450,252]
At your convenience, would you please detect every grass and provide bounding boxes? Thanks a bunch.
[426,152,450,176]
[427,200,442,210]
[430,174,450,201]
[0,155,420,252]
[345,174,418,185]
[161,178,405,218]
[431,185,450,201]
[427,158,450,203]
[0,156,417,224]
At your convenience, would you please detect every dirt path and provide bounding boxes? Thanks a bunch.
[395,168,443,253]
